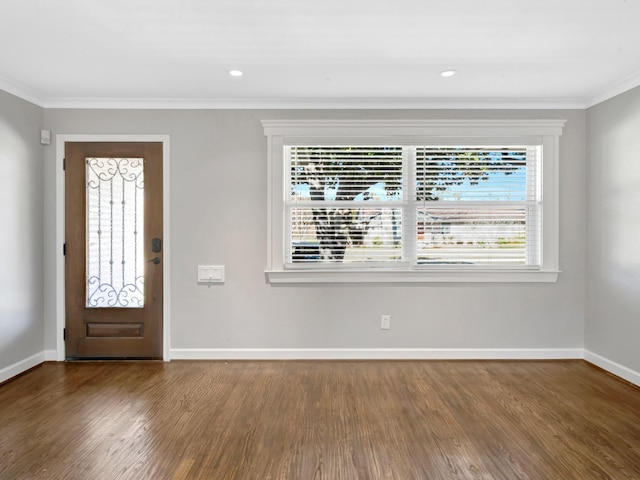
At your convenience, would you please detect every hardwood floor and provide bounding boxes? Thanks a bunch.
[1,360,639,479]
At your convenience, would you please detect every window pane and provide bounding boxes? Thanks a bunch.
[416,207,530,265]
[415,145,539,266]
[289,207,402,263]
[287,146,404,264]
[285,143,541,268]
[416,146,530,202]
[86,158,144,308]
[289,146,403,202]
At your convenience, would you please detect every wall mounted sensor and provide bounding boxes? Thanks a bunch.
[40,129,51,145]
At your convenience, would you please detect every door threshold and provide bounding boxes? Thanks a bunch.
[65,357,163,362]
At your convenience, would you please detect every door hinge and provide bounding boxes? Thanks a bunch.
[63,158,66,170]
[63,328,66,341]
[63,243,66,256]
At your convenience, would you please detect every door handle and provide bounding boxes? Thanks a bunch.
[149,257,161,265]
[152,237,162,253]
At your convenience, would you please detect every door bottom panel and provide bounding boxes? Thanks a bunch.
[85,322,144,338]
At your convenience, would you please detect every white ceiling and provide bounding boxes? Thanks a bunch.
[1,0,640,109]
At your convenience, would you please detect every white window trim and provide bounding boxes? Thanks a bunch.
[263,119,565,284]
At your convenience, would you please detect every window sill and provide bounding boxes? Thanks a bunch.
[265,269,560,285]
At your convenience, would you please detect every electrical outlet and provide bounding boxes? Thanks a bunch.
[381,314,391,330]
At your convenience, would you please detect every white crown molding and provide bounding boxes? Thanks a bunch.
[40,96,586,110]
[1,65,638,111]
[0,75,45,107]
[585,69,640,108]
[1,72,637,111]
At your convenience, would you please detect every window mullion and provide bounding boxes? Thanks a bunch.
[405,146,416,266]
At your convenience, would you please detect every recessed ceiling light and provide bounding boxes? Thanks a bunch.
[229,70,243,77]
[440,70,457,78]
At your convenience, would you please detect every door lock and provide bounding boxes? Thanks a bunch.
[152,237,162,253]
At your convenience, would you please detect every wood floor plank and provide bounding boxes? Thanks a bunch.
[1,360,639,479]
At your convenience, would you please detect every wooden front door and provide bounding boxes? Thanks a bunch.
[65,142,163,359]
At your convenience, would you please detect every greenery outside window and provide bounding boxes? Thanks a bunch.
[263,120,565,284]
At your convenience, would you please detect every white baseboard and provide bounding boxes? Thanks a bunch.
[5,349,637,388]
[584,350,640,387]
[44,350,58,361]
[170,348,584,361]
[0,352,45,384]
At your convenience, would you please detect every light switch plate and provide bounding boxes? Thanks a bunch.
[198,265,225,283]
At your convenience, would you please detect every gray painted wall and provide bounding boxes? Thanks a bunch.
[586,87,640,372]
[0,91,44,371]
[42,108,586,354]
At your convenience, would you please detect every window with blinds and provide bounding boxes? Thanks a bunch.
[285,144,541,268]
[415,146,541,267]
[263,118,563,282]
[286,146,405,265]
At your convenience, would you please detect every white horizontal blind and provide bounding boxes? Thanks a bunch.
[415,146,540,266]
[286,146,404,264]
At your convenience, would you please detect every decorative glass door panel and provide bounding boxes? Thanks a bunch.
[86,157,144,308]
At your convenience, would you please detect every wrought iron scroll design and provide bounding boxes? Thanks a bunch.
[86,157,145,308]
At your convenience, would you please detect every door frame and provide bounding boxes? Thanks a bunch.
[55,135,171,361]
